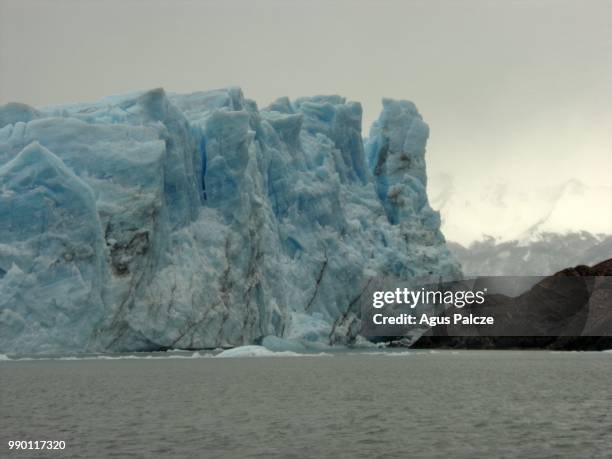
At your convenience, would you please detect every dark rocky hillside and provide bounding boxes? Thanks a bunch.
[413,259,612,350]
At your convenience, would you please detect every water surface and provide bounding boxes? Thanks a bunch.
[1,350,611,458]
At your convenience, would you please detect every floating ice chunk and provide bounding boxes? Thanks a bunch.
[215,345,302,358]
[261,335,308,352]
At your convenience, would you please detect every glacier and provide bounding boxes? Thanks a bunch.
[0,88,460,354]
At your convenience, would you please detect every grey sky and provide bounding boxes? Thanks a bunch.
[1,0,611,241]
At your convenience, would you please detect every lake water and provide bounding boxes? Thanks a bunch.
[1,350,611,458]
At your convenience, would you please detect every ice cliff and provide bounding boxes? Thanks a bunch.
[0,89,460,354]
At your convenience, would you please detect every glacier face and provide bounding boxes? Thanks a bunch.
[0,88,460,354]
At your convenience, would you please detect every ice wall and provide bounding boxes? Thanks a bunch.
[0,88,460,354]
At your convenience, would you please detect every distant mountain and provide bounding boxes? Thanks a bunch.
[448,231,612,277]
[429,175,612,246]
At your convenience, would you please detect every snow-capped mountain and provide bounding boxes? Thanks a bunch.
[430,175,612,246]
[449,231,612,277]
[0,89,460,354]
